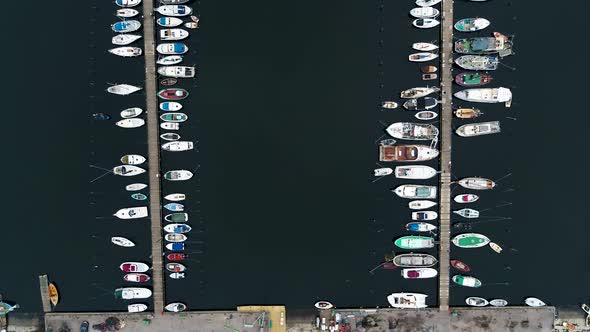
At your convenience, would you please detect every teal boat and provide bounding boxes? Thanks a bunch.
[131,193,148,201]
[452,275,482,288]
[394,236,434,249]
[452,233,490,248]
[0,301,18,316]
[454,18,490,32]
[160,112,188,123]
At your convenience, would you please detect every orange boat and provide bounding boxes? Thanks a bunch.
[48,283,59,306]
[454,108,482,119]
[421,65,437,74]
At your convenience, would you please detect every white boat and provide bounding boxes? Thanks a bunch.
[393,185,437,199]
[121,154,146,165]
[410,7,440,19]
[409,52,439,62]
[109,47,142,57]
[374,167,393,176]
[165,302,187,312]
[454,87,512,104]
[164,170,193,181]
[165,193,186,201]
[416,0,441,6]
[452,233,490,248]
[162,141,193,151]
[185,22,198,29]
[408,200,437,210]
[114,207,148,219]
[119,262,149,272]
[107,84,142,96]
[111,237,135,247]
[169,272,185,279]
[525,297,546,307]
[415,111,438,120]
[401,268,438,279]
[164,224,192,233]
[120,107,143,118]
[314,301,333,310]
[405,222,437,232]
[116,8,139,18]
[454,208,479,218]
[381,101,398,109]
[412,42,438,52]
[156,5,193,17]
[112,34,142,45]
[411,211,438,221]
[466,297,488,307]
[490,242,503,253]
[157,17,183,27]
[111,20,141,33]
[165,243,184,250]
[160,112,188,122]
[386,122,439,140]
[157,43,189,55]
[160,28,190,41]
[160,133,181,141]
[161,122,180,130]
[394,165,437,179]
[458,177,496,190]
[456,121,501,137]
[165,233,187,242]
[113,165,145,176]
[115,288,152,300]
[128,304,148,313]
[413,18,440,29]
[157,55,183,65]
[157,66,196,78]
[126,183,147,191]
[400,87,440,99]
[387,293,428,309]
[116,118,145,128]
[115,0,141,7]
[454,17,490,32]
[453,194,479,203]
[489,299,508,307]
[160,102,183,111]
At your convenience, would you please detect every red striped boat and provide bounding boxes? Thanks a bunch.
[167,253,186,261]
[158,88,188,100]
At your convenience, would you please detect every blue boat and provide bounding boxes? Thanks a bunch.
[164,223,192,233]
[111,20,141,33]
[166,243,185,251]
[164,203,184,211]
[93,113,111,120]
[405,222,437,232]
[156,43,188,55]
[131,193,148,201]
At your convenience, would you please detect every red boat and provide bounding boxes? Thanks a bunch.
[450,259,471,272]
[382,262,398,270]
[123,273,151,283]
[160,78,177,86]
[158,88,189,100]
[454,72,493,87]
[166,263,186,272]
[167,253,186,261]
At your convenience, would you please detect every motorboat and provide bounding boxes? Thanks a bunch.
[108,47,142,57]
[120,107,143,118]
[160,28,190,40]
[454,18,490,32]
[409,52,438,62]
[126,183,147,191]
[402,97,438,111]
[114,288,152,300]
[379,145,439,162]
[454,108,482,119]
[157,43,188,55]
[454,88,512,104]
[374,167,393,177]
[191,15,200,23]
[184,22,198,29]
[395,166,437,179]
[412,42,438,51]
[455,55,498,71]
[490,242,503,253]
[161,78,178,86]
[455,72,492,87]
[455,32,513,55]
[458,177,496,190]
[169,272,185,279]
[111,20,141,33]
[112,34,141,45]
[454,208,479,218]
[120,262,149,273]
[157,17,183,27]
[165,213,188,222]
[416,0,441,6]
[387,293,428,309]
[165,193,186,201]
[107,84,142,95]
[452,233,490,248]
[127,304,148,312]
[411,211,438,221]
[124,273,150,283]
[161,122,180,130]
[421,65,437,73]
[158,88,189,100]
[410,7,439,18]
[157,66,196,78]
[525,297,546,307]
[113,165,145,176]
[166,243,185,251]
[160,113,188,122]
[450,259,470,272]
[115,0,141,7]
[164,203,184,211]
[422,74,437,81]
[394,236,434,249]
[164,170,193,181]
[401,268,438,279]
[165,233,187,242]
[456,121,501,137]
[166,263,186,272]
[121,154,146,165]
[111,237,135,247]
[157,55,183,65]
[114,207,148,219]
[405,222,437,232]
[381,101,398,109]
[164,224,192,233]
[453,194,479,203]
[116,8,139,18]
[413,18,439,29]
[161,133,181,141]
[162,141,193,151]
[400,87,440,99]
[93,113,111,120]
[466,297,488,307]
[131,193,147,201]
[415,111,438,120]
[386,123,438,140]
[452,275,482,288]
[408,200,437,210]
[165,302,187,312]
[392,253,437,267]
[116,118,145,128]
[48,283,59,306]
[156,5,193,16]
[489,299,508,307]
[393,185,437,199]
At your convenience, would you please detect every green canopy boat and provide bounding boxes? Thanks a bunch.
[394,236,434,249]
[131,193,148,201]
[160,112,188,123]
[452,233,490,248]
[452,275,482,288]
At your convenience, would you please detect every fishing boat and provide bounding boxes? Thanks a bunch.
[374,167,393,177]
[455,72,492,87]
[156,5,192,16]
[157,55,183,65]
[165,234,187,242]
[454,108,482,119]
[400,87,440,99]
[455,32,513,55]
[380,139,397,146]
[160,112,188,122]
[454,87,512,104]
[456,121,501,137]
[164,224,192,233]
[453,194,479,203]
[162,141,193,151]
[395,165,437,179]
[408,200,437,210]
[393,185,437,199]
[164,203,184,212]
[109,47,142,57]
[128,304,148,312]
[121,154,146,166]
[452,275,482,288]
[107,84,142,95]
[489,242,502,253]
[120,262,149,273]
[381,101,398,109]
[412,42,438,52]
[413,18,439,29]
[120,107,143,119]
[394,236,434,249]
[453,208,479,218]
[525,297,546,307]
[386,123,439,140]
[165,302,187,312]
[415,111,438,120]
[157,66,196,78]
[416,0,441,6]
[116,8,139,18]
[124,273,150,283]
[455,55,499,71]
[466,297,488,307]
[160,0,190,4]
[458,177,496,190]
[405,222,437,232]
[115,0,141,7]
[392,253,437,267]
[387,293,428,309]
[184,22,198,29]
[165,193,186,201]
[111,20,141,33]
[114,288,152,300]
[116,118,145,129]
[48,283,59,306]
[160,28,189,41]
[111,237,135,247]
[164,170,193,181]
[422,74,437,81]
[409,52,438,62]
[412,211,438,221]
[489,299,508,307]
[410,7,439,18]
[450,259,471,272]
[170,272,185,279]
[452,233,490,248]
[402,268,438,279]
[161,122,180,130]
[157,17,183,27]
[161,133,181,141]
[421,65,437,73]
[454,18,490,32]
[158,88,189,100]
[157,43,189,55]
[113,165,145,176]
[131,193,147,201]
[166,243,185,251]
[160,102,183,112]
[126,183,147,191]
[161,78,178,86]
[114,206,148,219]
[112,34,141,45]
[402,97,438,111]
[166,263,186,272]
[165,213,188,222]
[93,113,111,120]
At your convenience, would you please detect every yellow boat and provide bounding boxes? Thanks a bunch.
[48,283,59,306]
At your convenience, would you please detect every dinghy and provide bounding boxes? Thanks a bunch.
[160,28,190,41]
[124,273,150,282]
[157,17,183,27]
[400,87,440,99]
[454,108,482,119]
[166,245,185,253]
[456,121,501,137]
[121,154,146,165]
[162,141,193,151]
[410,7,440,18]
[114,288,152,300]
[453,194,479,203]
[164,224,192,233]
[116,8,139,18]
[131,193,147,201]
[116,118,145,128]
[402,268,438,279]
[165,233,187,242]
[157,43,188,55]
[416,0,441,6]
[161,122,180,130]
[164,203,184,212]
[160,133,181,141]
[454,208,479,218]
[393,185,437,199]
[392,253,437,267]
[386,122,439,140]
[48,283,59,306]
[415,111,438,120]
[112,34,142,45]
[114,206,148,219]
[409,52,438,62]
[413,18,439,29]
[158,88,189,100]
[184,22,198,29]
[412,42,438,52]
[164,170,193,181]
[111,237,135,247]
[120,262,149,273]
[166,263,186,272]
[489,242,502,253]
[165,193,186,201]
[157,55,183,65]
[380,139,397,146]
[394,236,435,249]
[113,165,145,176]
[489,299,507,307]
[450,259,471,272]
[405,222,437,232]
[165,213,188,222]
[466,297,488,307]
[408,200,437,210]
[454,18,490,32]
[115,0,141,7]
[107,84,142,95]
[165,302,187,312]
[120,107,143,118]
[374,167,393,177]
[126,183,147,191]
[411,211,438,221]
[169,272,185,279]
[458,177,496,190]
[381,101,398,109]
[453,275,482,288]
[111,20,141,33]
[156,5,193,16]
[93,113,111,120]
[109,47,142,57]
[452,233,490,248]
[128,304,148,312]
[525,297,546,307]
[394,165,437,179]
[402,97,438,111]
[157,66,196,78]
[387,293,428,309]
[422,74,437,81]
[160,113,188,122]
[161,78,178,86]
[421,65,437,73]
[191,15,200,23]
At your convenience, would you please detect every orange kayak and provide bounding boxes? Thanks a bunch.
[48,283,59,306]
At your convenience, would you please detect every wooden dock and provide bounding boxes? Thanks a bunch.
[438,0,453,313]
[142,0,164,313]
[38,275,52,313]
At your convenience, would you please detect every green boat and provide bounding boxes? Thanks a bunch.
[455,32,513,55]
[394,236,434,249]
[452,233,490,248]
[454,18,490,32]
[131,193,148,201]
[454,72,493,87]
[165,213,189,222]
[452,275,482,288]
[160,112,188,123]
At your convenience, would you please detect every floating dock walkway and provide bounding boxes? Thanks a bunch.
[38,275,52,313]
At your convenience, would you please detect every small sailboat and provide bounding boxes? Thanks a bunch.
[111,20,141,33]
[165,193,186,201]
[116,118,145,128]
[164,203,184,212]
[164,224,192,233]
[111,237,135,247]
[394,236,435,249]
[400,86,440,99]
[161,78,178,86]
[415,111,438,120]
[121,154,146,165]
[452,275,482,288]
[160,28,190,41]
[405,222,437,232]
[48,283,59,306]
[452,233,490,248]
[169,272,185,279]
[165,213,188,222]
[166,243,185,252]
[107,84,142,96]
[165,302,187,312]
[408,200,437,210]
[166,263,186,272]
[409,52,438,62]
[158,66,196,78]
[161,122,180,130]
[416,0,441,6]
[164,170,193,181]
[160,102,183,111]
[112,34,142,45]
[124,273,150,283]
[115,0,141,7]
[116,8,139,18]
[525,297,546,307]
[131,193,147,201]
[393,185,437,199]
[127,304,148,312]
[458,177,496,190]
[402,268,438,279]
[387,293,428,309]
[410,7,439,18]
[454,18,490,32]
[453,208,479,218]
[120,262,149,273]
[158,88,189,100]
[114,206,148,219]
[411,211,438,221]
[126,183,147,191]
[489,242,502,253]
[161,133,181,141]
[374,167,393,177]
[413,18,440,29]
[160,113,188,122]
[489,299,507,307]
[392,253,437,267]
[450,259,471,272]
[156,5,193,16]
[454,108,482,119]
[402,97,438,111]
[453,194,479,203]
[157,43,189,55]
[113,165,145,176]
[157,55,183,65]
[381,101,398,109]
[165,233,187,242]
[162,141,193,152]
[157,17,183,27]
[394,165,437,179]
[93,113,111,120]
[466,297,488,307]
[456,121,501,137]
[114,288,152,300]
[109,47,142,57]
[412,42,438,52]
[120,107,143,119]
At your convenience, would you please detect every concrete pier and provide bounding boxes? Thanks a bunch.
[141,0,164,313]
[37,275,51,313]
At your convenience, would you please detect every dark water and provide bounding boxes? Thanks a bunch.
[1,0,589,312]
